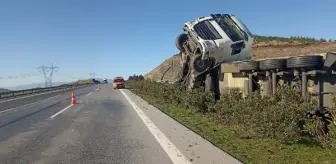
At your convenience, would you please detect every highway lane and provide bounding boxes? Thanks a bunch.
[0,86,95,141]
[0,84,173,164]
[0,85,93,112]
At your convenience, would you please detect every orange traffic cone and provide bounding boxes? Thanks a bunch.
[71,92,77,104]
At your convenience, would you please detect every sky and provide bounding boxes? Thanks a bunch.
[0,0,335,88]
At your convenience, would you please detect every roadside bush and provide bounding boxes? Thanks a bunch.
[213,86,316,143]
[126,79,335,145]
[127,80,215,113]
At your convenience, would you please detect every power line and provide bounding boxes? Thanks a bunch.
[37,64,59,87]
[55,72,88,81]
[0,72,40,80]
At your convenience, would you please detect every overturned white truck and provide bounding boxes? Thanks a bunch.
[175,14,254,96]
[174,14,336,133]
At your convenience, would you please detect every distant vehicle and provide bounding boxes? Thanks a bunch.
[113,77,125,89]
[92,78,101,84]
[102,78,108,84]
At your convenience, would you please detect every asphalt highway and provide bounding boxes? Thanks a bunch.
[0,85,173,164]
[0,85,92,112]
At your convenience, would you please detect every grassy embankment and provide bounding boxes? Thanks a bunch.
[126,79,336,164]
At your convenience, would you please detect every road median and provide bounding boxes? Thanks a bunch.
[0,84,92,112]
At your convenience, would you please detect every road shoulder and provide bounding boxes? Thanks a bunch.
[121,89,242,164]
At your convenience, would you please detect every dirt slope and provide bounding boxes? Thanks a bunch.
[145,54,182,83]
[145,41,336,83]
[253,42,336,59]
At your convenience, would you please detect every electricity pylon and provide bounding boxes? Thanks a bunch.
[37,64,59,87]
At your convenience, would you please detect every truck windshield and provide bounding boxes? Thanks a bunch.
[230,15,253,37]
[211,14,246,42]
[194,20,222,40]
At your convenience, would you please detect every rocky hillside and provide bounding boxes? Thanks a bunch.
[145,36,336,82]
[145,54,182,83]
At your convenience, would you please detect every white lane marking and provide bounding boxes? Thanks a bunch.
[50,104,73,119]
[86,92,92,96]
[120,89,191,164]
[0,94,63,115]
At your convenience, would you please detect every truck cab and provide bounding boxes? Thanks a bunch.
[182,14,253,66]
[175,14,254,91]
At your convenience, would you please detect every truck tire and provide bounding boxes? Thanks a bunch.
[175,33,188,52]
[190,55,211,75]
[259,58,286,70]
[237,60,259,71]
[286,55,323,69]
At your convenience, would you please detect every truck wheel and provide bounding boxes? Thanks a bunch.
[190,55,211,75]
[286,55,323,69]
[259,58,286,70]
[175,33,188,52]
[237,60,259,71]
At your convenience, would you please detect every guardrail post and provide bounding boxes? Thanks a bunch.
[317,78,324,108]
[302,70,308,97]
[244,80,249,96]
[265,81,272,96]
[261,81,272,96]
[272,72,277,95]
[248,73,253,94]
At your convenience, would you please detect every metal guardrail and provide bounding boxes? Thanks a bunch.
[0,83,92,100]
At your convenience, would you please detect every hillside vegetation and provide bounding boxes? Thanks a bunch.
[126,78,336,164]
[0,88,11,93]
[253,35,333,46]
[145,35,336,82]
[71,79,93,84]
[58,79,93,87]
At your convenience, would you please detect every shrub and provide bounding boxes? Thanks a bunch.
[213,86,316,143]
